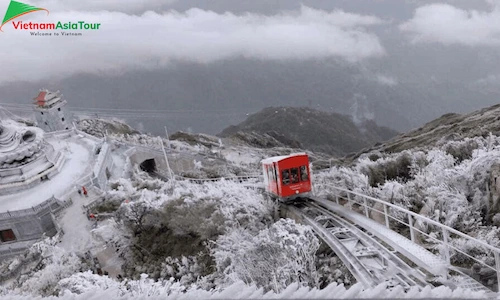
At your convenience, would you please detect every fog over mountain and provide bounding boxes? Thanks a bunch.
[1,0,500,135]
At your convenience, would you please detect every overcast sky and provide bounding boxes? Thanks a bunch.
[2,0,500,135]
[0,0,499,85]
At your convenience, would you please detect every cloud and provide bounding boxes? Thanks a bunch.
[28,0,178,14]
[0,6,385,84]
[400,2,500,46]
[375,74,398,86]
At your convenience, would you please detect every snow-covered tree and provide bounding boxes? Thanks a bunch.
[213,218,319,292]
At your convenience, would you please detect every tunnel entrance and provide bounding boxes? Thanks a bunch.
[140,159,157,173]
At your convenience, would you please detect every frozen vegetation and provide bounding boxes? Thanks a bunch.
[315,134,500,269]
[2,120,500,298]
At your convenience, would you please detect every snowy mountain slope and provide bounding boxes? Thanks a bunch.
[349,103,500,161]
[77,119,140,138]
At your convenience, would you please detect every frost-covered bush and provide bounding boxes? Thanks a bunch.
[49,272,489,299]
[113,175,275,284]
[443,138,479,163]
[163,198,224,239]
[316,242,355,289]
[13,237,83,296]
[160,256,206,286]
[354,151,416,187]
[56,271,119,295]
[57,272,187,298]
[314,166,370,194]
[213,219,319,293]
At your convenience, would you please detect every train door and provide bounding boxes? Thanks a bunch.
[273,162,279,195]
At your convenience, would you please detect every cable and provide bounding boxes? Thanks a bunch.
[0,102,250,115]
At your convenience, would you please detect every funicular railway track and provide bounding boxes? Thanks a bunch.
[289,198,431,291]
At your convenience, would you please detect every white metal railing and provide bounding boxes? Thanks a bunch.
[172,174,261,183]
[44,129,73,139]
[316,184,500,292]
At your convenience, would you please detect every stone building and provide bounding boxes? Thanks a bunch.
[0,120,66,259]
[0,197,67,259]
[33,89,72,132]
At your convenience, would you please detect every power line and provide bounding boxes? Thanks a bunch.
[0,102,251,115]
[0,106,249,120]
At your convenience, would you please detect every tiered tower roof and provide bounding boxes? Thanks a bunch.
[33,89,63,108]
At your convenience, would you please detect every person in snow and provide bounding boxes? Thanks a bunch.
[82,186,88,197]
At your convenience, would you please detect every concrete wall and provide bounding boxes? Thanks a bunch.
[93,142,114,190]
[0,197,67,261]
[128,147,197,175]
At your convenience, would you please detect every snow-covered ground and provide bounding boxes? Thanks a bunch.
[1,276,490,299]
[0,136,95,211]
[4,125,500,299]
[222,147,262,166]
[58,189,101,254]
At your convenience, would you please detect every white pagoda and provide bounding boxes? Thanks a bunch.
[0,120,64,195]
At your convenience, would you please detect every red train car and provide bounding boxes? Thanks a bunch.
[261,152,312,203]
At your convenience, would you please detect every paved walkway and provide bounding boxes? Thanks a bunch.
[58,188,101,255]
[58,187,124,278]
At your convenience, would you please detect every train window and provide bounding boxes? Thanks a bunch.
[282,169,290,185]
[300,166,308,181]
[291,168,299,183]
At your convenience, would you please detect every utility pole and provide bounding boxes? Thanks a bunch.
[164,126,171,149]
[158,137,174,181]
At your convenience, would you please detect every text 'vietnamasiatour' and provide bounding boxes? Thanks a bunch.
[11,21,101,30]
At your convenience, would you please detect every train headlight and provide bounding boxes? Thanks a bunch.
[295,190,299,194]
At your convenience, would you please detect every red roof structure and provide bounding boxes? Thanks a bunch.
[33,91,47,106]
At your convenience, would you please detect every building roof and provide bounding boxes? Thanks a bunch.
[261,152,308,164]
[33,89,62,107]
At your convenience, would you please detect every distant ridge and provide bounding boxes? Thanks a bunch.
[348,103,500,161]
[218,106,398,156]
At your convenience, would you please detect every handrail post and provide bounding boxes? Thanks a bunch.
[335,194,339,205]
[363,197,369,218]
[408,213,415,242]
[442,228,450,265]
[347,192,352,210]
[383,204,389,229]
[495,251,500,293]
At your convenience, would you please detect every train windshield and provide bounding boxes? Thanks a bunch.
[291,168,299,183]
